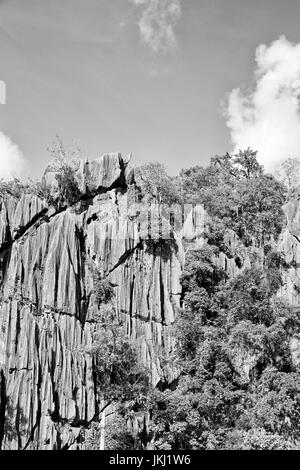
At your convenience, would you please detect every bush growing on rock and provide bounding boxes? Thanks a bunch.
[0,177,46,200]
[45,135,82,209]
[93,275,114,308]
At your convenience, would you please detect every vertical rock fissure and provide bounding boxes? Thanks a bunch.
[159,259,165,325]
[0,245,11,289]
[0,371,6,450]
[76,226,88,324]
[129,274,135,336]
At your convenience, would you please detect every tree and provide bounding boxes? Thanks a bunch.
[47,134,82,162]
[84,271,150,450]
[134,161,180,205]
[275,157,300,197]
[45,135,82,208]
[233,148,263,179]
[178,149,286,247]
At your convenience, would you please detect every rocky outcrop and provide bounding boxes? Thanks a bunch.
[43,153,131,198]
[278,197,300,305]
[0,154,184,450]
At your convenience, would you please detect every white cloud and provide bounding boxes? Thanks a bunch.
[132,0,182,54]
[0,132,26,179]
[225,36,300,171]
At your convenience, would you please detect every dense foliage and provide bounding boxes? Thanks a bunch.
[140,151,299,450]
[179,149,286,247]
[133,149,286,249]
[118,150,299,450]
[149,248,300,449]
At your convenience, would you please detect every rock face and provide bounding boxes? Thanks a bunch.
[278,197,300,305]
[43,153,130,197]
[0,154,184,450]
[0,154,299,450]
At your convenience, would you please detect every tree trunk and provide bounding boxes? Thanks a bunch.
[99,399,106,450]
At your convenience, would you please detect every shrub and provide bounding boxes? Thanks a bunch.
[0,178,47,200]
[45,135,82,208]
[134,161,180,205]
[83,415,136,450]
[93,276,114,308]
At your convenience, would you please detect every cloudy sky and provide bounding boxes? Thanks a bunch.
[1,0,300,178]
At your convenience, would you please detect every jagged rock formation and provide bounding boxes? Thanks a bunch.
[0,153,299,450]
[0,154,185,450]
[279,196,300,304]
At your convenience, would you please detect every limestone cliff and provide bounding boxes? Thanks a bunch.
[0,154,185,450]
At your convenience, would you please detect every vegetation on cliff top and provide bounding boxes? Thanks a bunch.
[135,148,287,248]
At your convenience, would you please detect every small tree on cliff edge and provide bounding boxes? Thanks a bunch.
[274,157,300,197]
[45,135,82,208]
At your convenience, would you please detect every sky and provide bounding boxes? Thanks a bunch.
[1,0,300,179]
